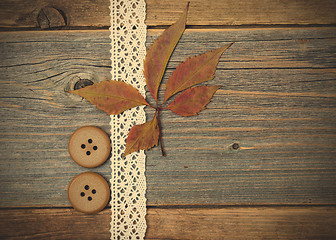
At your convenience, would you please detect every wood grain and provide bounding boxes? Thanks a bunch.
[0,0,336,28]
[0,28,336,207]
[0,207,335,239]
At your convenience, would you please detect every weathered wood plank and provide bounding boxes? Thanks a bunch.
[0,28,336,207]
[0,0,336,29]
[1,207,335,239]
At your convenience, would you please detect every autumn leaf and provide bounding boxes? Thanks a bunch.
[68,3,233,157]
[167,85,220,116]
[69,80,150,115]
[164,44,232,103]
[124,115,160,156]
[143,2,189,103]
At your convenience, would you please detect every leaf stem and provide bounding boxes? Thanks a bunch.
[156,108,166,156]
[159,100,169,110]
[147,103,157,110]
[160,106,169,110]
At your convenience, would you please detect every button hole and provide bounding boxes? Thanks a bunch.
[92,189,96,194]
[88,139,93,144]
[93,146,98,151]
[80,192,85,197]
[86,151,91,156]
[81,144,86,149]
[84,185,89,190]
[88,196,92,201]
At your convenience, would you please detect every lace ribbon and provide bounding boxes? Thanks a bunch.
[109,0,147,239]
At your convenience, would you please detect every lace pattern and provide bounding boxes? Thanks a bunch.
[109,0,147,239]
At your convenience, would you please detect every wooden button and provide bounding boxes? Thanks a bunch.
[68,172,110,214]
[69,126,111,168]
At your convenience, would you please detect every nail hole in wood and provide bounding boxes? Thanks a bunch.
[232,143,240,150]
[73,79,94,90]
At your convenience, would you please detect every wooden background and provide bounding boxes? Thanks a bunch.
[1,0,336,239]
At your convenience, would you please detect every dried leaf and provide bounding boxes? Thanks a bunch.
[143,2,189,102]
[167,85,220,116]
[68,3,232,157]
[69,80,149,115]
[124,115,159,156]
[164,44,232,102]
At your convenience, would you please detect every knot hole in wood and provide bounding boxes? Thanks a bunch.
[37,7,67,29]
[65,74,99,101]
[73,79,94,90]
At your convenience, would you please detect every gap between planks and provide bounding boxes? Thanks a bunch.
[2,24,336,32]
[1,26,336,34]
[1,203,336,211]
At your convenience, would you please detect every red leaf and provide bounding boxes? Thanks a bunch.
[164,44,232,102]
[69,80,149,115]
[124,115,159,156]
[167,85,220,117]
[144,3,189,102]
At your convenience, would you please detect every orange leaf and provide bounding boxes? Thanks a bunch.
[124,115,159,156]
[143,2,189,102]
[167,85,220,117]
[69,80,149,115]
[164,44,232,102]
